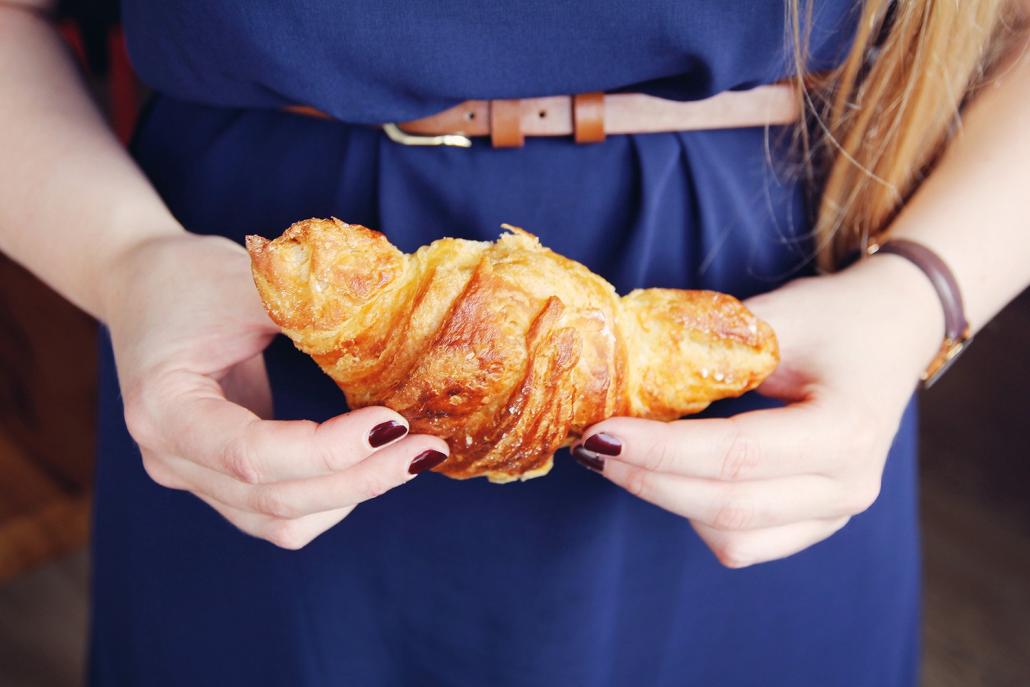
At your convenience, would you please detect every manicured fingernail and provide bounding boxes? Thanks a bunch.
[408,449,448,474]
[572,446,605,473]
[583,432,622,456]
[368,420,407,448]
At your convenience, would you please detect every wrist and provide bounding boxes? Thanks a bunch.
[95,221,189,325]
[843,252,946,386]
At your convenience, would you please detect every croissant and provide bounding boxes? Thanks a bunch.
[246,218,778,483]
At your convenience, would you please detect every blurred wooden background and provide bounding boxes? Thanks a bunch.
[0,256,95,582]
[919,292,1030,686]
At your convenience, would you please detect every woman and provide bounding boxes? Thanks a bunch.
[1,0,1027,685]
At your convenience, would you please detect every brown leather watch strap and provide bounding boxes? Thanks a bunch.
[872,239,972,387]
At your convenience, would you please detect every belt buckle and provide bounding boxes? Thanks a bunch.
[382,123,472,148]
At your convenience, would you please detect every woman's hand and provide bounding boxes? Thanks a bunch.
[573,255,944,568]
[101,233,449,549]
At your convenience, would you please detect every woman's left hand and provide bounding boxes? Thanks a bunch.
[573,255,944,568]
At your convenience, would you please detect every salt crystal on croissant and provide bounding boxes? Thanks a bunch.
[246,218,778,483]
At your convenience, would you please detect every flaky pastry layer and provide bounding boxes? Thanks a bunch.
[247,218,778,482]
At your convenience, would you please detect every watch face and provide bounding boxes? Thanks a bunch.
[922,336,972,388]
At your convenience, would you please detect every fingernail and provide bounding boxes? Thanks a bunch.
[408,449,448,474]
[368,420,408,448]
[583,432,622,456]
[572,446,605,473]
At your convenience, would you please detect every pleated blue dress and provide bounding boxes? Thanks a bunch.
[90,2,921,685]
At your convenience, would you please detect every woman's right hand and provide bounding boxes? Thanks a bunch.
[101,231,450,549]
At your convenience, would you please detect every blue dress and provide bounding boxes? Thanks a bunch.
[91,2,920,685]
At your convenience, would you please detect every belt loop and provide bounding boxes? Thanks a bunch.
[490,99,524,148]
[573,92,606,144]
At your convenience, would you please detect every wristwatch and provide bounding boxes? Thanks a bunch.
[867,238,973,388]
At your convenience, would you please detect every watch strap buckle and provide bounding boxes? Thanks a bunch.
[922,329,972,388]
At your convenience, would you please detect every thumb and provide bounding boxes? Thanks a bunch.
[742,288,815,404]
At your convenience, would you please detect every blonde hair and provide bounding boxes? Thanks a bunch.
[788,0,1022,270]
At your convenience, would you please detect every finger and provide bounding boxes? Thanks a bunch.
[140,449,191,491]
[578,403,836,482]
[600,460,855,529]
[692,517,850,568]
[156,433,449,518]
[221,353,274,419]
[196,494,353,550]
[127,368,415,482]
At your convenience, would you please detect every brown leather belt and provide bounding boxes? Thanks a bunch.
[284,83,800,148]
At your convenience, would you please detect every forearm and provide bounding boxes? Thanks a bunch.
[883,31,1030,338]
[0,3,183,320]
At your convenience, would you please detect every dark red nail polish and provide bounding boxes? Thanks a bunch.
[408,449,448,474]
[572,446,605,473]
[583,432,621,456]
[368,420,407,448]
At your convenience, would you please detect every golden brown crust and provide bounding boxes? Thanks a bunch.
[247,218,779,483]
